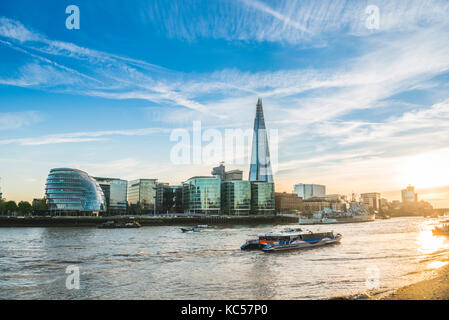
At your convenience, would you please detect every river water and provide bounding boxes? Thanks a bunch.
[1,216,449,300]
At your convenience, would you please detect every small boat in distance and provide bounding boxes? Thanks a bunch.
[241,227,342,252]
[432,223,449,236]
[98,221,141,229]
[197,224,214,229]
[180,227,201,233]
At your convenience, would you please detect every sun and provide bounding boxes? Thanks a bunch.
[398,149,449,189]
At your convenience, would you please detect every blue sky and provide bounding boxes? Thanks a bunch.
[1,0,449,206]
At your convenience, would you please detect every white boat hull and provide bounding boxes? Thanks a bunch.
[263,235,342,252]
[298,215,375,225]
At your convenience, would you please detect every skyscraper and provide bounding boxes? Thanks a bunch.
[249,98,274,183]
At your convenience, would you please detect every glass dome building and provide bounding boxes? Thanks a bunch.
[45,168,106,214]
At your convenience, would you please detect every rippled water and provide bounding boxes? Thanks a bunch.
[1,216,449,300]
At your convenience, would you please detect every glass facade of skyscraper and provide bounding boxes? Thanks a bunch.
[127,179,157,213]
[249,98,274,183]
[45,168,106,213]
[250,182,275,215]
[222,180,251,215]
[94,177,128,214]
[183,177,221,214]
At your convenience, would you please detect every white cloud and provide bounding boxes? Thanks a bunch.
[0,127,170,145]
[0,111,42,130]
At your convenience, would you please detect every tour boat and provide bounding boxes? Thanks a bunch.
[241,227,342,252]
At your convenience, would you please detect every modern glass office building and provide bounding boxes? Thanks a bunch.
[45,168,106,214]
[127,179,157,213]
[94,177,128,214]
[222,180,251,215]
[183,177,221,214]
[250,182,275,215]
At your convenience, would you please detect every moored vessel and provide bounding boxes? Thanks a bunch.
[98,221,141,229]
[180,227,201,233]
[299,203,375,225]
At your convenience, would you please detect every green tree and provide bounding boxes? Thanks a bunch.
[32,198,48,215]
[0,198,5,215]
[18,201,33,215]
[4,201,18,215]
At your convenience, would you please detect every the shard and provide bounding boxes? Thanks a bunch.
[249,98,274,183]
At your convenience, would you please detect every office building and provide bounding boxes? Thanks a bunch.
[45,168,106,215]
[183,176,221,214]
[249,98,274,183]
[361,192,381,211]
[275,192,303,214]
[94,177,128,214]
[212,163,243,181]
[250,182,275,215]
[294,184,326,200]
[402,186,418,203]
[172,185,184,213]
[222,180,251,215]
[127,179,157,214]
[302,194,347,213]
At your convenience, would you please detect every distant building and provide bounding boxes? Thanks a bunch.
[211,163,243,181]
[127,179,157,214]
[171,185,184,213]
[250,182,275,215]
[222,180,251,215]
[183,176,221,214]
[94,177,128,214]
[402,186,418,203]
[275,192,303,214]
[224,170,243,181]
[294,184,326,200]
[45,168,106,215]
[380,198,389,211]
[302,194,347,213]
[211,163,226,180]
[361,192,381,211]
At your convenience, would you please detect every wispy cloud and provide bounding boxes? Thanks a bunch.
[0,111,42,130]
[142,0,449,43]
[0,128,170,145]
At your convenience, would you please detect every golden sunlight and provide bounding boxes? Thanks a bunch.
[417,229,448,255]
[398,150,449,189]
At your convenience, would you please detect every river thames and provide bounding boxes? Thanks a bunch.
[1,216,449,299]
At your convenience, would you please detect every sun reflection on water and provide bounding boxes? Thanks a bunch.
[417,222,449,255]
[427,261,448,269]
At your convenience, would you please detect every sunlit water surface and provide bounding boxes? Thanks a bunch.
[1,216,449,299]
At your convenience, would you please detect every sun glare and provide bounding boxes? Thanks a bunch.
[417,229,448,255]
[398,150,449,189]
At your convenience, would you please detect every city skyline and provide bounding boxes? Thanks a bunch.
[1,1,449,206]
